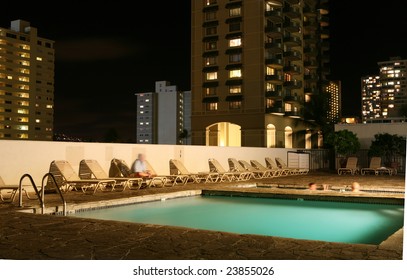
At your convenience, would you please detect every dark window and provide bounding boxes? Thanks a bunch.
[206,26,217,35]
[229,22,241,32]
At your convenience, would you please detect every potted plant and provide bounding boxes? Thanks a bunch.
[325,130,361,169]
[368,133,406,173]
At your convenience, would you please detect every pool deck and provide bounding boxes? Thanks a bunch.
[0,171,405,260]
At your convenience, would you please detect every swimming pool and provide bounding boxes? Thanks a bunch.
[71,195,404,245]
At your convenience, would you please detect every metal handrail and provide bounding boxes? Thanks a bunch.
[19,174,44,214]
[41,173,67,216]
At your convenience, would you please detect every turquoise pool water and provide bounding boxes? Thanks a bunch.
[72,196,404,245]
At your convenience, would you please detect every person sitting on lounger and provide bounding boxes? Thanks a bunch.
[132,153,156,179]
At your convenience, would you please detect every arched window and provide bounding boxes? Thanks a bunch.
[266,124,276,147]
[284,126,293,148]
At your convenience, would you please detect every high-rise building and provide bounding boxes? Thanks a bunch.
[361,76,381,121]
[191,0,330,148]
[361,57,407,122]
[325,80,341,123]
[0,20,54,140]
[135,81,191,144]
[378,57,407,118]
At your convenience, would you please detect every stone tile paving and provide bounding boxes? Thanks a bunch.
[0,172,404,260]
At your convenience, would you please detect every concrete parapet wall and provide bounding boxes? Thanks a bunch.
[0,140,297,185]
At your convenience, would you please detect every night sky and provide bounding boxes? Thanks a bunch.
[3,1,407,141]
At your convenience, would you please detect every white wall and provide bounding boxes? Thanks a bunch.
[335,123,407,149]
[0,140,297,185]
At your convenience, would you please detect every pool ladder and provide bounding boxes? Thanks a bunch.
[18,173,67,216]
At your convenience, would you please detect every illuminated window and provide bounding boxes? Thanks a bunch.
[229,69,242,78]
[36,57,43,61]
[17,109,29,114]
[18,77,29,82]
[46,104,53,109]
[266,98,275,108]
[229,7,241,16]
[18,125,29,131]
[284,126,293,148]
[229,38,241,47]
[285,103,292,112]
[266,83,276,91]
[20,61,29,66]
[6,75,12,80]
[206,102,218,111]
[206,72,218,80]
[266,67,276,75]
[229,85,241,94]
[266,1,282,11]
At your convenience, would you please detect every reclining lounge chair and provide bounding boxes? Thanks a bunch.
[79,159,143,191]
[47,160,116,194]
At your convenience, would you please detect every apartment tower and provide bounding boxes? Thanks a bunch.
[361,57,407,122]
[0,20,54,140]
[135,81,191,144]
[191,0,330,147]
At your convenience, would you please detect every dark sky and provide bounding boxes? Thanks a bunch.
[3,0,407,141]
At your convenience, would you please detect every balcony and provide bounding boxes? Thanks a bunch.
[265,90,283,98]
[202,4,219,12]
[304,34,317,43]
[283,35,301,46]
[303,6,317,16]
[320,29,330,39]
[304,73,319,81]
[265,57,283,67]
[202,96,219,103]
[284,50,302,61]
[304,87,318,95]
[284,95,300,103]
[265,74,284,83]
[283,65,301,74]
[283,6,301,19]
[265,42,283,53]
[225,1,242,9]
[265,10,283,22]
[303,21,318,31]
[283,21,301,33]
[303,47,318,55]
[285,110,302,118]
[283,80,302,88]
[317,2,329,15]
[265,26,283,37]
[321,40,329,50]
[304,60,318,68]
[285,0,301,5]
[320,16,329,27]
[266,106,284,115]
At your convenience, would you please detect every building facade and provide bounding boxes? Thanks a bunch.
[361,57,407,122]
[191,0,330,148]
[325,80,341,123]
[135,81,191,144]
[0,20,54,141]
[361,76,381,121]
